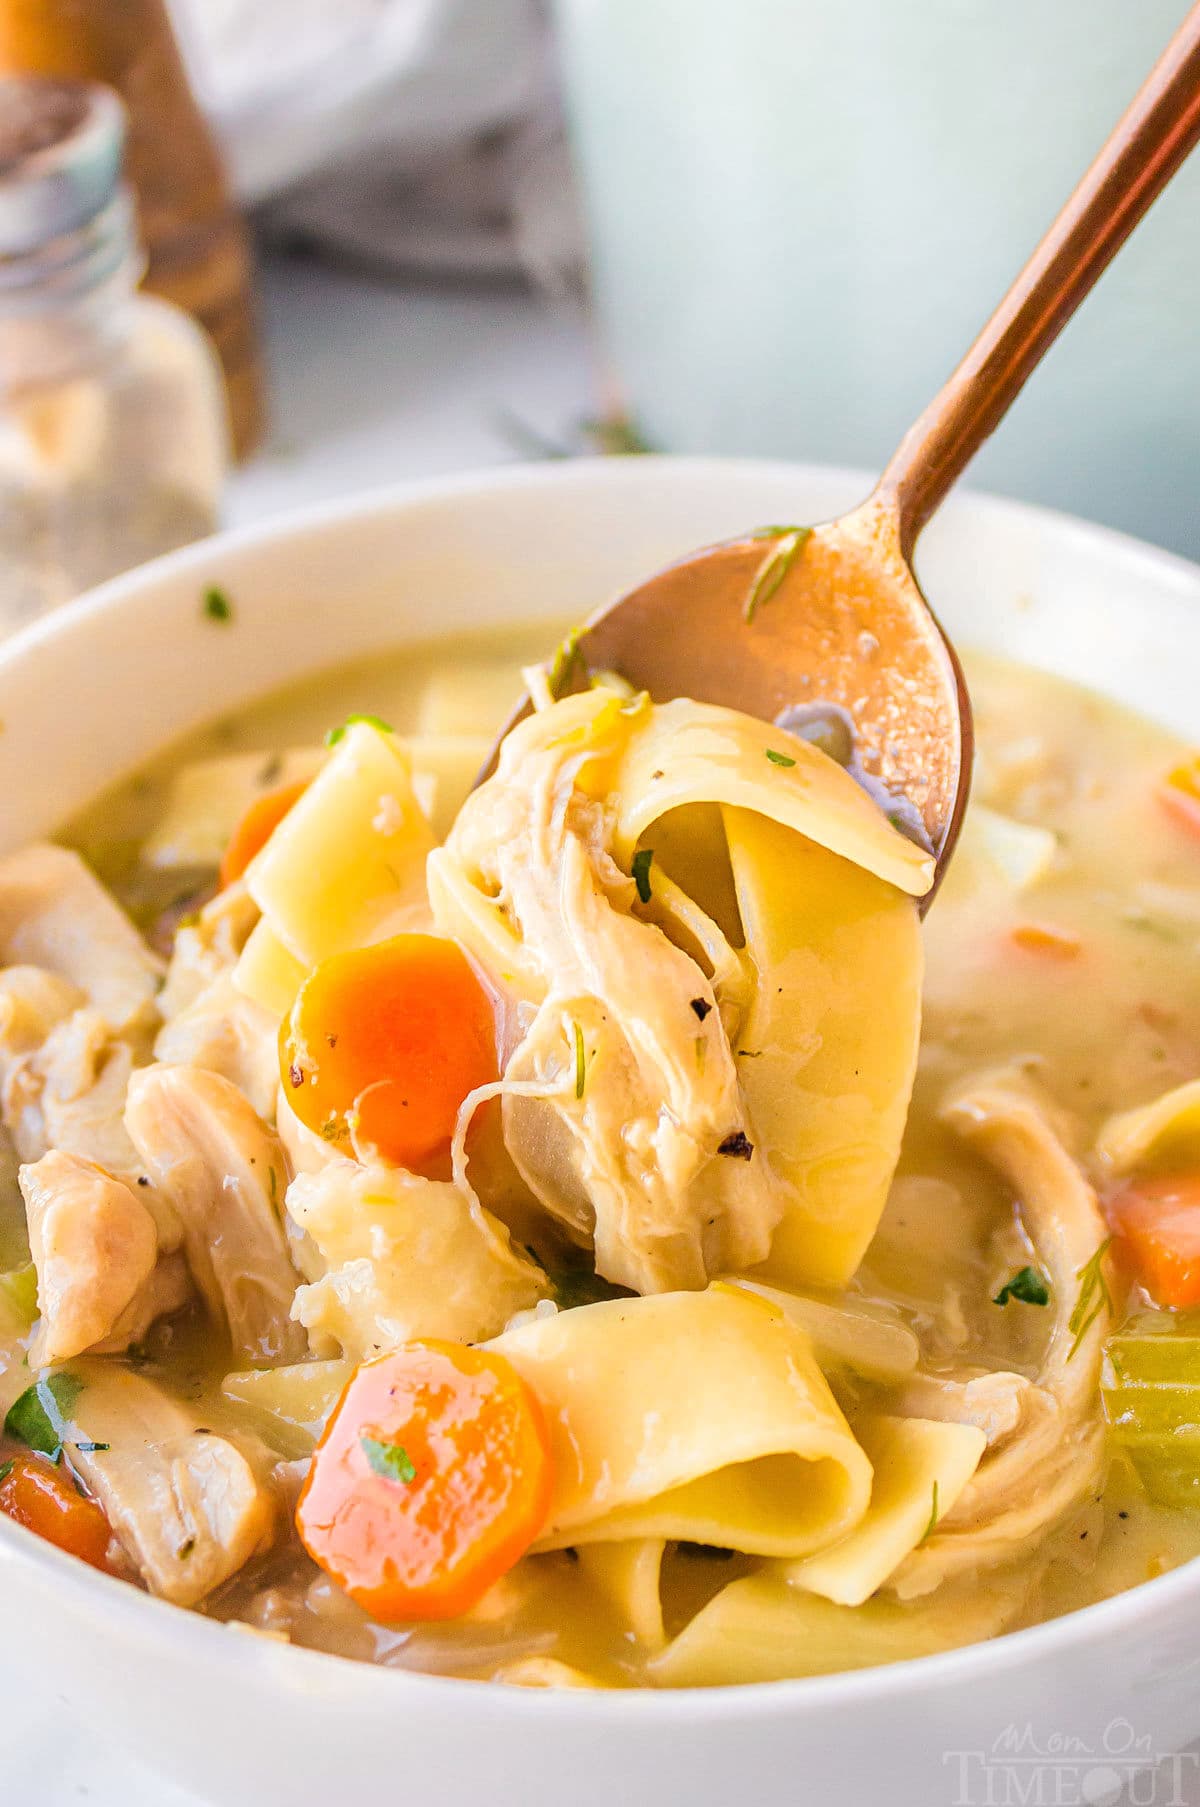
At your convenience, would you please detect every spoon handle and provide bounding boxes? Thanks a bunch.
[877,1,1200,560]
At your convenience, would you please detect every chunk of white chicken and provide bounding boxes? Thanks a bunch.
[432,701,780,1294]
[6,1007,141,1173]
[90,1251,193,1355]
[0,844,162,1035]
[158,883,260,1021]
[0,966,174,1240]
[287,1158,548,1362]
[124,1065,305,1365]
[19,1151,158,1366]
[154,972,279,1123]
[890,1071,1116,1599]
[62,1360,275,1607]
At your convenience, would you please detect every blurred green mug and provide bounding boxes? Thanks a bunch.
[554,0,1200,555]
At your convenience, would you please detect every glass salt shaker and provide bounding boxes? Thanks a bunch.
[0,76,229,632]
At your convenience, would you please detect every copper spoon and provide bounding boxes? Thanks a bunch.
[486,3,1200,908]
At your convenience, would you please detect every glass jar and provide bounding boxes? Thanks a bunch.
[0,76,229,632]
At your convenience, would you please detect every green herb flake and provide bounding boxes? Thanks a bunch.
[743,526,812,623]
[765,748,797,768]
[920,1480,939,1544]
[547,628,586,700]
[1068,1238,1114,1361]
[73,1441,109,1455]
[993,1266,1051,1308]
[4,1371,83,1459]
[572,1021,587,1100]
[361,1435,417,1486]
[631,847,654,904]
[544,1264,623,1312]
[325,712,394,748]
[0,1460,12,1486]
[202,586,234,624]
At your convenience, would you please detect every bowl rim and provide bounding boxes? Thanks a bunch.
[3,451,1200,1719]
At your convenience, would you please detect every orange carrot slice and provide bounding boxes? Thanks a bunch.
[1158,755,1200,840]
[296,1342,553,1621]
[280,933,497,1169]
[1109,1174,1200,1309]
[0,1452,118,1573]
[219,778,310,889]
[1011,922,1082,960]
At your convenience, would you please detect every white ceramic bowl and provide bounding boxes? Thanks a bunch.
[3,458,1200,1807]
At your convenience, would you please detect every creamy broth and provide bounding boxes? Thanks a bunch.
[3,633,1200,1687]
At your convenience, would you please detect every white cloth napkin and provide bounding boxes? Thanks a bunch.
[167,0,583,290]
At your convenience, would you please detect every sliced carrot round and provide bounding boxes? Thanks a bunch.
[1109,1174,1200,1309]
[296,1341,553,1621]
[279,933,497,1169]
[0,1452,117,1573]
[219,777,310,889]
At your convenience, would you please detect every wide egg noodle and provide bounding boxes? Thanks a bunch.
[782,1413,986,1607]
[646,1571,1022,1688]
[723,806,925,1288]
[245,720,434,969]
[611,698,935,899]
[489,1285,873,1557]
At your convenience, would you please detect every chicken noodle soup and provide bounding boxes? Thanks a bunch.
[3,629,1200,1686]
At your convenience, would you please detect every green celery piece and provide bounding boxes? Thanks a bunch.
[1104,1384,1200,1435]
[1106,1335,1200,1386]
[0,1264,37,1328]
[1101,1324,1200,1506]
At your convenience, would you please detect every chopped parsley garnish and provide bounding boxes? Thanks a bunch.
[361,1435,417,1486]
[0,1460,12,1486]
[690,997,712,1022]
[325,713,394,748]
[1068,1238,1113,1360]
[920,1480,939,1544]
[572,1021,587,1100]
[717,1130,754,1161]
[631,847,654,904]
[993,1266,1050,1308]
[202,585,233,623]
[544,1263,623,1312]
[765,748,797,768]
[547,628,586,699]
[743,526,812,623]
[4,1371,83,1459]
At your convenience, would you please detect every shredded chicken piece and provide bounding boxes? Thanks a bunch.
[893,1368,1035,1445]
[154,972,279,1123]
[891,1070,1116,1599]
[90,1252,193,1355]
[63,1360,275,1607]
[0,844,162,1034]
[0,965,180,1247]
[124,1065,305,1365]
[158,883,260,1020]
[287,1157,547,1361]
[6,1007,140,1171]
[436,701,779,1293]
[19,1151,158,1365]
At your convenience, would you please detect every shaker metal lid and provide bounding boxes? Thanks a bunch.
[0,77,126,256]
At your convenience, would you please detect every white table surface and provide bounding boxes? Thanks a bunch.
[26,249,591,1807]
[231,249,595,528]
